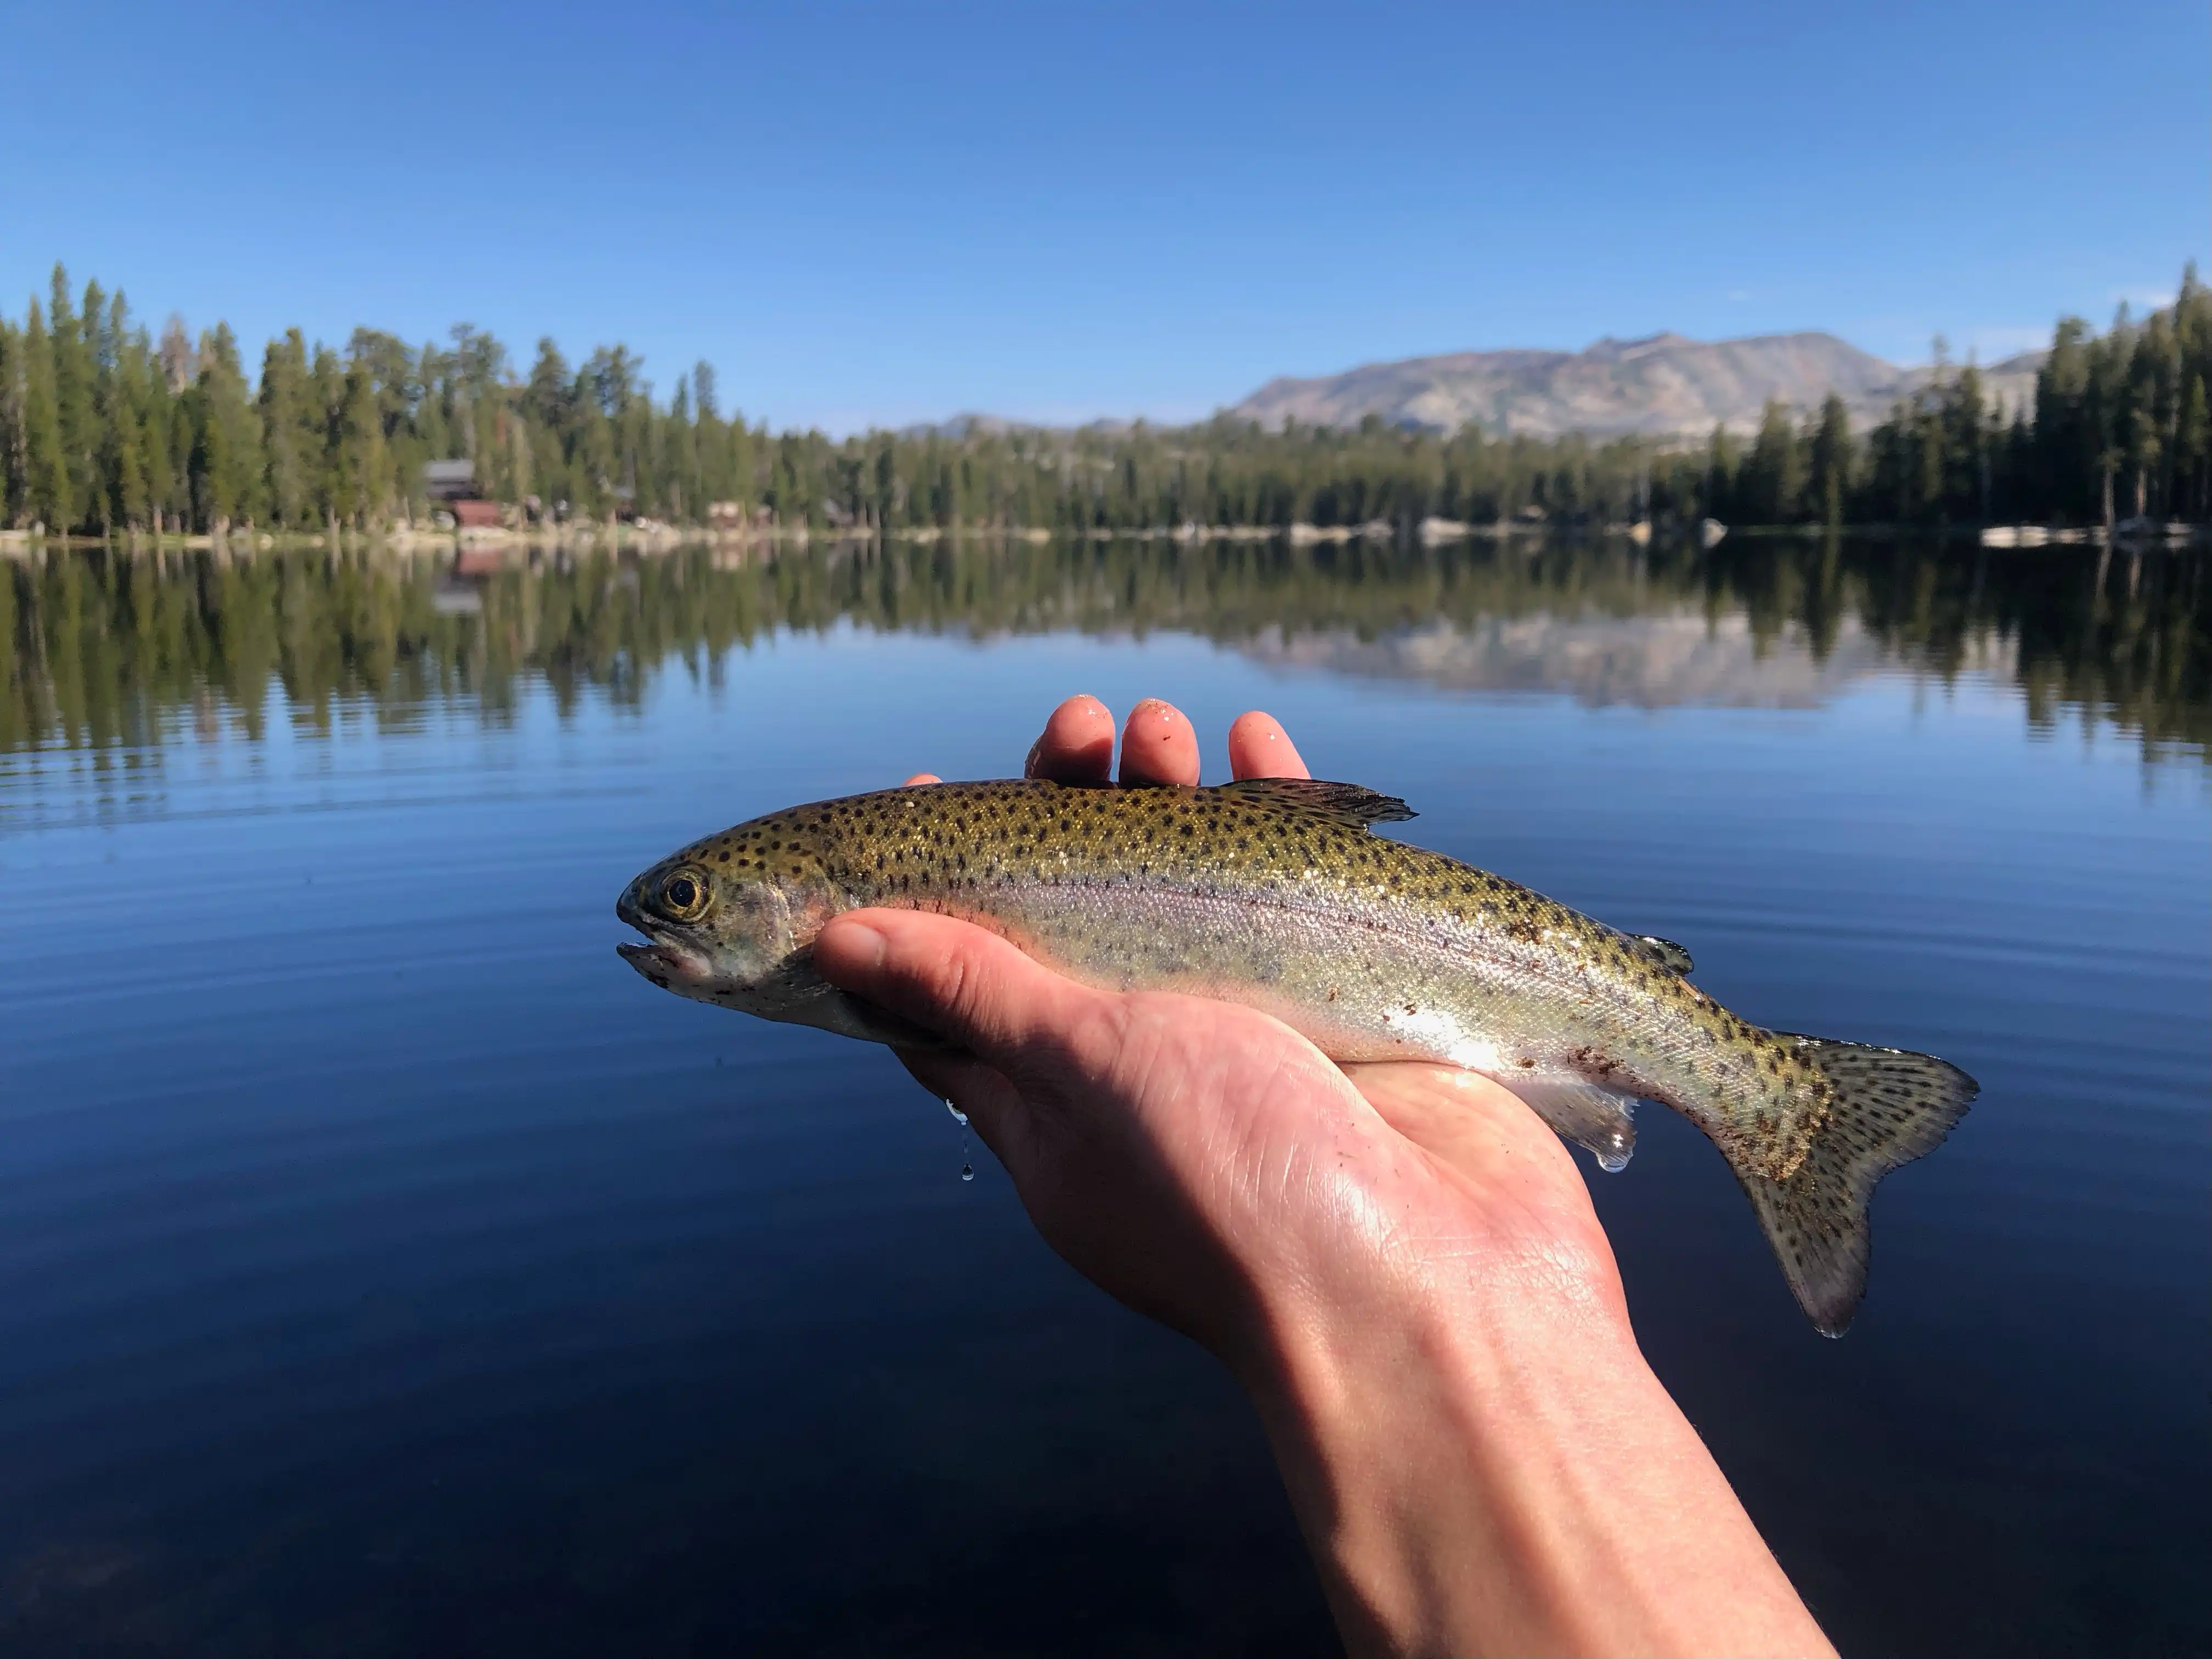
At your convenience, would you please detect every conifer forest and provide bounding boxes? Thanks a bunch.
[2,264,2207,539]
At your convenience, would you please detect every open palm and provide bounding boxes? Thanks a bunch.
[843,693,1626,1376]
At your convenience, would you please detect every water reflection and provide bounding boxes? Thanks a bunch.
[3,535,2203,765]
[0,530,2203,1659]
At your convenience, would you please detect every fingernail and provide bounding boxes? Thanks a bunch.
[827,916,887,970]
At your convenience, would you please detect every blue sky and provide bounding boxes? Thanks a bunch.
[3,0,2203,432]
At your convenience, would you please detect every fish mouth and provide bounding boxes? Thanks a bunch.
[616,937,713,981]
[616,888,714,984]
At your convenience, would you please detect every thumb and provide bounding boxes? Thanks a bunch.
[814,909,1111,1078]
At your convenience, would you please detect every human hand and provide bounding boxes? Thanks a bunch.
[817,696,1833,1658]
[870,694,1623,1369]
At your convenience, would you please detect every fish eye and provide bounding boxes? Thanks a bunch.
[658,867,712,922]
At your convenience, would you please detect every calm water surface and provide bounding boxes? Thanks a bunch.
[1,537,2205,1655]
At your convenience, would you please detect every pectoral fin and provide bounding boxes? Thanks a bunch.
[1496,1075,1640,1172]
[777,982,953,1049]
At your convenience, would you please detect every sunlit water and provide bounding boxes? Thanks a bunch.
[1,537,2204,1656]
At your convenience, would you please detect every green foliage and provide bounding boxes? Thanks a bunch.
[187,323,262,530]
[1808,395,1852,524]
[17,300,70,529]
[48,269,98,529]
[1,264,2207,536]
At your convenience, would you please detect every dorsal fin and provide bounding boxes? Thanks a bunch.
[1209,777,1416,827]
[1630,934,1695,974]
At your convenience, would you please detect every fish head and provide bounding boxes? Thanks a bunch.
[616,844,810,1011]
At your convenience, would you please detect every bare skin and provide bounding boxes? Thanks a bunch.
[827,695,1835,1659]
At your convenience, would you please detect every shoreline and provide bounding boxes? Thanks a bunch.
[1,518,2200,560]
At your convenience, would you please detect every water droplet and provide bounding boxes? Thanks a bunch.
[947,1099,974,1183]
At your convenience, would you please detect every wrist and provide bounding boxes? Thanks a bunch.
[1244,1262,1641,1655]
[1237,1263,1831,1658]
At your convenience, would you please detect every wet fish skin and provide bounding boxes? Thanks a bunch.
[617,776,1977,1335]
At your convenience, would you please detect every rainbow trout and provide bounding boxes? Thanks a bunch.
[617,777,1976,1334]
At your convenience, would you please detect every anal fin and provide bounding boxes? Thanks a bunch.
[1496,1074,1639,1172]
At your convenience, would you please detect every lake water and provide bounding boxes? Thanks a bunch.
[0,534,2204,1656]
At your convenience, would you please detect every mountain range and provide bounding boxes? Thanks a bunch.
[1227,332,2045,439]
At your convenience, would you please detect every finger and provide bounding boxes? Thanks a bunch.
[1226,710,1312,781]
[1118,698,1200,786]
[1024,695,1115,782]
[815,909,1111,1077]
[901,772,941,787]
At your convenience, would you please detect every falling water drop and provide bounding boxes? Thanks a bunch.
[947,1099,974,1183]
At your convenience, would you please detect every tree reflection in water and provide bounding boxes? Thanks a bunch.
[2,534,2203,766]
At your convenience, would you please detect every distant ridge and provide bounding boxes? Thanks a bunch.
[1229,332,2044,438]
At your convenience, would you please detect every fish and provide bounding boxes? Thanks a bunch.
[617,776,1977,1335]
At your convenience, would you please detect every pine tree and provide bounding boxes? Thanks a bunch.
[156,314,195,391]
[189,323,263,532]
[47,267,98,531]
[521,337,574,514]
[1742,400,1804,523]
[334,358,391,526]
[152,344,193,534]
[1808,394,1851,524]
[259,329,317,527]
[0,317,21,527]
[1701,424,1737,522]
[98,295,151,534]
[19,300,68,533]
[2177,374,2209,522]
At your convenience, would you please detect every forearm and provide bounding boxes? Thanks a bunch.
[1241,1272,1835,1658]
[816,879,1830,1654]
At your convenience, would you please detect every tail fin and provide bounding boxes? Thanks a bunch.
[1735,1037,1978,1336]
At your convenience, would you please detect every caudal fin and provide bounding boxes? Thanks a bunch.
[1735,1036,1978,1336]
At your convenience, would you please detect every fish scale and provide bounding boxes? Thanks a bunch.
[618,776,1978,1335]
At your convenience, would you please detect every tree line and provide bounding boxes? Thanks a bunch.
[1,264,2206,538]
